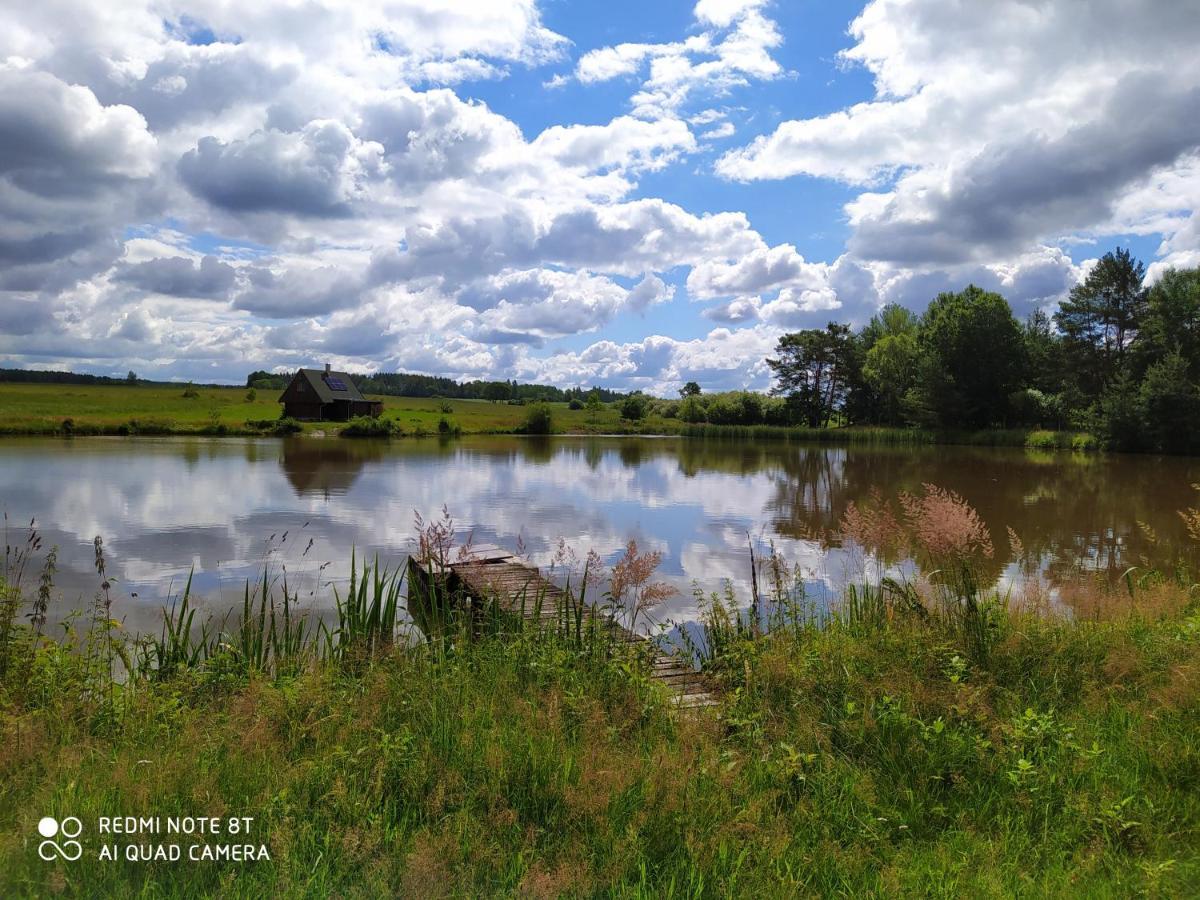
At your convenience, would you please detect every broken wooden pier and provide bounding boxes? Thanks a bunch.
[407,545,717,709]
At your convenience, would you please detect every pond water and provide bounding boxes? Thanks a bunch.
[0,435,1195,636]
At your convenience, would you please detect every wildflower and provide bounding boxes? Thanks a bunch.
[837,488,904,560]
[1006,526,1024,561]
[609,540,676,629]
[1177,485,1200,545]
[899,483,993,560]
[413,505,456,567]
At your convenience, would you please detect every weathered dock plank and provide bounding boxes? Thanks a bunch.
[408,549,718,708]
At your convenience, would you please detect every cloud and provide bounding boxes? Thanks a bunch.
[234,262,363,318]
[701,296,760,323]
[114,254,236,298]
[530,116,696,174]
[0,66,158,293]
[687,243,825,299]
[0,67,156,185]
[459,268,631,342]
[529,324,782,394]
[375,199,766,287]
[179,121,383,218]
[700,121,735,140]
[694,0,769,29]
[848,76,1200,266]
[4,0,1197,388]
[568,1,782,117]
[719,0,1200,281]
[627,273,675,311]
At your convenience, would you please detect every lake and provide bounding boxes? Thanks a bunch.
[0,435,1195,635]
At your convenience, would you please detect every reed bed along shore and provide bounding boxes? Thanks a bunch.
[0,496,1197,897]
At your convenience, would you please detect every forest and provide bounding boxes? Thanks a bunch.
[674,249,1200,453]
[245,370,624,405]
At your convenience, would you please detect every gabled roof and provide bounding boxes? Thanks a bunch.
[287,369,366,403]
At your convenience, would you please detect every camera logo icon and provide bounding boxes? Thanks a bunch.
[37,816,83,861]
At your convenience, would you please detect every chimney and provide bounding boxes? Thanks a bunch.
[324,363,331,375]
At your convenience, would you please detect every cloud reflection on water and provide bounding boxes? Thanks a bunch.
[1,435,1196,636]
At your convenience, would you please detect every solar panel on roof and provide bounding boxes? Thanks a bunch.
[325,377,348,391]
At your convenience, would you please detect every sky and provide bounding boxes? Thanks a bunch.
[1,0,1198,391]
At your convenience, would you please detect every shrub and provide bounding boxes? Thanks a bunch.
[619,394,649,421]
[1009,388,1062,428]
[1097,371,1143,451]
[437,416,461,436]
[657,400,680,419]
[1070,432,1098,452]
[1139,350,1200,454]
[245,417,302,435]
[181,382,200,399]
[568,398,585,410]
[341,417,400,438]
[1024,430,1064,450]
[762,396,790,426]
[244,388,257,403]
[522,403,553,434]
[438,399,453,414]
[678,395,706,423]
[702,392,764,426]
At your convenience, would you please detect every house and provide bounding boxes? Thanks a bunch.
[278,365,382,421]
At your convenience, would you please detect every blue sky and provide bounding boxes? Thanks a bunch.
[0,0,1197,388]
[465,0,875,351]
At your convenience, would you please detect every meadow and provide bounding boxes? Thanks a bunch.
[0,382,662,437]
[0,492,1197,897]
[0,382,1096,451]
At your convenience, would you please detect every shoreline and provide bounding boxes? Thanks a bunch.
[0,420,1101,451]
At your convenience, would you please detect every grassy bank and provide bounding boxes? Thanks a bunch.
[0,382,667,437]
[3,605,1197,897]
[0,383,1098,451]
[679,423,1098,450]
[1,501,1198,896]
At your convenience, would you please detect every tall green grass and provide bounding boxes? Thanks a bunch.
[1,522,1198,895]
[679,422,1099,451]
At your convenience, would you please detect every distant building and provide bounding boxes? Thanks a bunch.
[278,365,382,421]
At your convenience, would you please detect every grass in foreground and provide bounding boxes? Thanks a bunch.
[2,593,1197,896]
[1,500,1197,896]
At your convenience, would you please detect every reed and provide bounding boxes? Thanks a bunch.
[329,550,405,665]
[1,506,1199,896]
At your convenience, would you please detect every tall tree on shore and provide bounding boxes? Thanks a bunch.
[1055,248,1147,396]
[863,332,919,425]
[767,322,853,427]
[1139,267,1200,378]
[856,304,920,425]
[1022,310,1064,395]
[911,285,1025,428]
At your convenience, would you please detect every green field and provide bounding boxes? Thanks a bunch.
[0,383,1096,450]
[0,383,668,437]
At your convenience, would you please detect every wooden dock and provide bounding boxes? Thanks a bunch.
[407,545,717,709]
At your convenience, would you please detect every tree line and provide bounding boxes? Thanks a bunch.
[245,369,624,405]
[759,250,1200,453]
